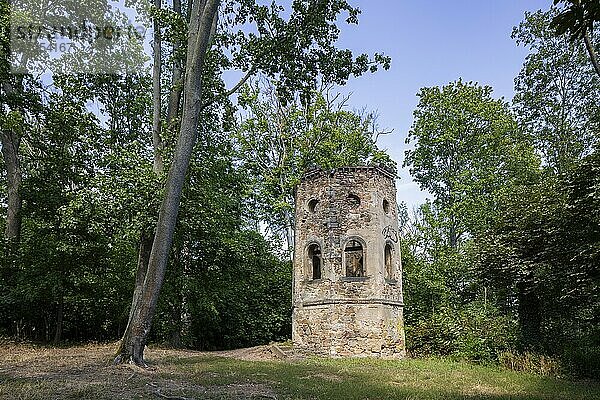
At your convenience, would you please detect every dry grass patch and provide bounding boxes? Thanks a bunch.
[1,342,599,399]
[0,342,275,399]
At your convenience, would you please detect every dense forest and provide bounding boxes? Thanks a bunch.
[0,0,598,377]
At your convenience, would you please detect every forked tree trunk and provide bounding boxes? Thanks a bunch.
[116,0,163,360]
[115,0,221,366]
[125,0,164,324]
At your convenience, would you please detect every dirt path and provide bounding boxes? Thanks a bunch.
[0,342,281,399]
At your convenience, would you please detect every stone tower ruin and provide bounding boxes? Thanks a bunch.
[292,166,405,358]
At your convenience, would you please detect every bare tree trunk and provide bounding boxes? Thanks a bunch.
[53,296,63,344]
[166,0,184,126]
[583,27,600,78]
[166,62,183,126]
[116,0,164,360]
[449,222,458,250]
[0,127,22,244]
[1,80,24,344]
[133,0,165,301]
[152,0,164,175]
[283,208,294,261]
[115,0,221,366]
[0,83,23,248]
[125,233,152,326]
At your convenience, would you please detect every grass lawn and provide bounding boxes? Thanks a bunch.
[0,343,598,399]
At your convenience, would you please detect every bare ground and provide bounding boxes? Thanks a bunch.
[2,341,598,400]
[0,341,280,400]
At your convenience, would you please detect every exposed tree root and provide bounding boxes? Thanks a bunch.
[152,388,195,400]
[148,382,196,400]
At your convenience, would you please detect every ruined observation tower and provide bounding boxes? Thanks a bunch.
[292,166,405,358]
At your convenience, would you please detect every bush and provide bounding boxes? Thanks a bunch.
[406,302,518,362]
[152,230,292,350]
[560,344,600,379]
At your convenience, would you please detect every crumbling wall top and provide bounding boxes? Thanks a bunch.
[301,165,397,182]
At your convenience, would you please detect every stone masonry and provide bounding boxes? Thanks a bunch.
[292,166,405,358]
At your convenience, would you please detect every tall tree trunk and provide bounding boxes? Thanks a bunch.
[0,126,21,245]
[449,223,457,249]
[583,27,600,78]
[1,83,23,249]
[125,233,153,326]
[166,0,184,126]
[115,0,221,366]
[1,80,24,344]
[53,296,63,344]
[152,0,164,175]
[517,276,542,350]
[116,0,164,359]
[0,103,23,308]
[283,208,294,260]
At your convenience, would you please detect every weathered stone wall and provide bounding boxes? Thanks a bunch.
[292,166,405,358]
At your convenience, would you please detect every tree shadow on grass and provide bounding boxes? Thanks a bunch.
[171,355,600,400]
[1,346,599,400]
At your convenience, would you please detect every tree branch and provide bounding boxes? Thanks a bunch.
[373,128,394,143]
[200,67,256,111]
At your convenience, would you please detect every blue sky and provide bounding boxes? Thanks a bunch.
[333,0,550,210]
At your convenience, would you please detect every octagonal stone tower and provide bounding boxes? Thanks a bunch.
[292,166,405,358]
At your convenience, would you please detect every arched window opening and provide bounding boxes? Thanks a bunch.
[347,193,361,209]
[345,239,364,277]
[308,244,322,280]
[307,199,319,213]
[385,243,393,279]
[383,199,390,214]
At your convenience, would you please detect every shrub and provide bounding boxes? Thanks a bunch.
[560,344,600,379]
[406,301,518,362]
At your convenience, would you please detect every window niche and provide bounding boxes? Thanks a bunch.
[307,199,319,213]
[344,239,365,277]
[347,193,361,209]
[307,243,322,280]
[385,243,394,281]
[383,199,390,214]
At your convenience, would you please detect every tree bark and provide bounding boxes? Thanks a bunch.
[0,82,23,284]
[166,0,184,126]
[115,233,152,365]
[152,0,164,175]
[583,27,600,78]
[125,233,153,326]
[53,296,63,344]
[1,80,23,249]
[0,125,22,245]
[115,0,221,366]
[284,209,294,259]
[115,0,164,360]
[127,0,166,331]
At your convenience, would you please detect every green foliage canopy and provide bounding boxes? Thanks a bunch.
[404,80,538,248]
